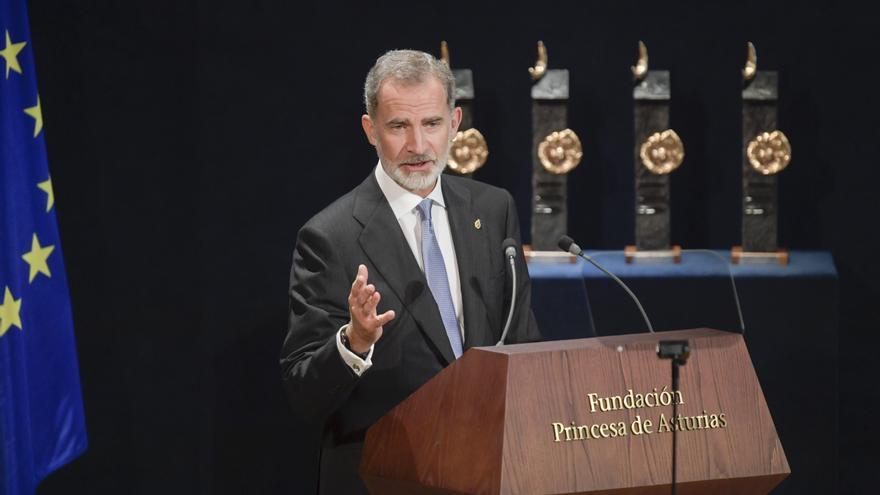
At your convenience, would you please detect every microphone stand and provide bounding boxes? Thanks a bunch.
[657,340,690,495]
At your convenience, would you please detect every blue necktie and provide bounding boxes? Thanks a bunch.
[417,198,464,359]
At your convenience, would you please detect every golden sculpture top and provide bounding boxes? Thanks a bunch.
[640,129,685,175]
[538,129,583,175]
[440,40,450,67]
[743,42,757,82]
[747,130,791,175]
[529,41,548,81]
[631,40,648,82]
[447,128,489,175]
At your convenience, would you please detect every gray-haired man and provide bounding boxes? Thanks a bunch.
[281,49,540,494]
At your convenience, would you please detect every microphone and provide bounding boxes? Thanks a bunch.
[557,235,654,334]
[496,238,518,346]
[503,238,517,259]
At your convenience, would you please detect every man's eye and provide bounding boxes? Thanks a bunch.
[425,121,440,127]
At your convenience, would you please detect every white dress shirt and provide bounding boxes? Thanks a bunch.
[338,163,464,375]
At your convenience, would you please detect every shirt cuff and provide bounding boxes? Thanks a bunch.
[336,324,374,376]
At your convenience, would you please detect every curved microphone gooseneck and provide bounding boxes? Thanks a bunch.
[496,238,518,346]
[557,235,654,334]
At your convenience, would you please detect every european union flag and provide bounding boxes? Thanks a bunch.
[1,1,87,493]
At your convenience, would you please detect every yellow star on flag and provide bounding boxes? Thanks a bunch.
[0,286,23,337]
[24,95,43,138]
[22,233,55,283]
[0,30,27,79]
[38,177,55,212]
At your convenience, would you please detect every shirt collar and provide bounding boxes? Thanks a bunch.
[374,162,446,220]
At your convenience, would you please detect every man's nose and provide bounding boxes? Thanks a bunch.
[405,127,426,153]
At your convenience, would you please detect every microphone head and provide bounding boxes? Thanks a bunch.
[502,237,517,258]
[557,235,577,253]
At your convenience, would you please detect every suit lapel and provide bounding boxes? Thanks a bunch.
[354,175,456,365]
[443,179,494,349]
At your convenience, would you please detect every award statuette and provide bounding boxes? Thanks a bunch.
[528,41,582,257]
[733,42,791,265]
[440,41,489,177]
[626,41,683,263]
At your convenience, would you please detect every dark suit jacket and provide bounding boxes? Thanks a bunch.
[281,171,541,494]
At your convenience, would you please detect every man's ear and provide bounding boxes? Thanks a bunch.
[450,106,463,134]
[361,114,376,146]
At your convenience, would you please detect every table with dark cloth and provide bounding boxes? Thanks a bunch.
[527,250,838,494]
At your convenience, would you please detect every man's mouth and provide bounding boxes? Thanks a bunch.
[401,160,433,172]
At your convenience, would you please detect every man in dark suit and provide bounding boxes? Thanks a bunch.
[281,49,541,494]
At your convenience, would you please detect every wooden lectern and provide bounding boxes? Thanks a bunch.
[361,328,789,494]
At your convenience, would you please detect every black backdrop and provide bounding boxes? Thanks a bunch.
[26,0,877,493]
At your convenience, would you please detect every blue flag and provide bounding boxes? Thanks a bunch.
[1,1,88,493]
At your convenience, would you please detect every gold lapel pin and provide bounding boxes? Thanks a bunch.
[474,219,482,230]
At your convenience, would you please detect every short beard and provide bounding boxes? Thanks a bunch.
[379,151,449,193]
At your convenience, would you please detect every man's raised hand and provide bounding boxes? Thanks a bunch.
[346,264,395,354]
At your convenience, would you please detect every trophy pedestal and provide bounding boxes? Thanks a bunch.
[624,245,682,264]
[523,245,577,263]
[731,246,789,266]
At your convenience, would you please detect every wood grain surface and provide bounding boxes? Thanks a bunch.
[361,329,789,494]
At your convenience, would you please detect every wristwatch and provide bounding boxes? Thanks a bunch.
[340,327,369,360]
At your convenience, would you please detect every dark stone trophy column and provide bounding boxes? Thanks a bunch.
[627,41,684,262]
[734,43,792,265]
[528,41,581,254]
[440,41,489,178]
